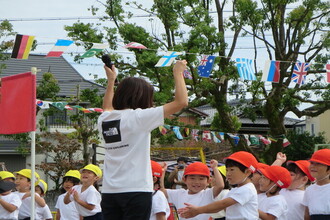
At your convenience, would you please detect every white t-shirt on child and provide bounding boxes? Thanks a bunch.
[258,194,288,220]
[55,193,80,220]
[69,185,101,217]
[15,191,42,219]
[224,182,259,220]
[302,183,330,215]
[36,204,53,220]
[0,193,21,220]
[167,187,215,220]
[98,107,164,193]
[150,190,170,220]
[279,188,305,220]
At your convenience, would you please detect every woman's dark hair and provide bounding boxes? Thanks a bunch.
[225,159,248,173]
[113,77,154,110]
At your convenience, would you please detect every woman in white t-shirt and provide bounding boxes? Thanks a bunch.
[98,59,188,220]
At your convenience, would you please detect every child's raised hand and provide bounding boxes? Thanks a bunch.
[209,159,219,169]
[173,60,187,75]
[276,152,287,163]
[104,65,117,82]
[178,203,199,218]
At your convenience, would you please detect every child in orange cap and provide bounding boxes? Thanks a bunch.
[160,160,224,220]
[279,160,314,220]
[258,165,291,220]
[64,164,102,220]
[302,148,330,219]
[150,160,170,220]
[178,151,258,220]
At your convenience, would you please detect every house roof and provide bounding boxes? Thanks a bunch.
[0,54,105,97]
[196,104,302,127]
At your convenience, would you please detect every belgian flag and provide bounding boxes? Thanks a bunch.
[11,34,35,59]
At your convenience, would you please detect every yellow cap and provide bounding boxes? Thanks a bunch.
[64,170,81,180]
[15,169,40,184]
[217,165,226,177]
[81,164,102,178]
[0,171,16,180]
[37,179,48,194]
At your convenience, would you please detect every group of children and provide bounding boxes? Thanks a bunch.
[0,148,329,220]
[0,163,102,220]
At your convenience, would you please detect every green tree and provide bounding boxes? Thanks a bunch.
[36,131,82,191]
[0,20,16,73]
[283,130,326,161]
[65,0,330,163]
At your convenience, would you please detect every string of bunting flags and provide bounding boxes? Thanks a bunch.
[36,100,103,113]
[10,34,330,85]
[158,125,291,148]
[36,98,290,147]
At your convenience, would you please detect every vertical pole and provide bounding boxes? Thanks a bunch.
[30,67,38,219]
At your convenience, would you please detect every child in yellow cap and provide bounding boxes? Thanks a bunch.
[64,164,102,220]
[35,179,53,220]
[160,160,224,220]
[14,169,46,220]
[0,171,16,183]
[55,170,81,220]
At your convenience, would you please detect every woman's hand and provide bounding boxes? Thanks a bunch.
[104,64,117,82]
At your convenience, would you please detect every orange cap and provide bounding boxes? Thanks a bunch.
[287,160,315,182]
[309,149,330,166]
[259,166,291,188]
[224,151,258,172]
[184,162,210,177]
[151,161,162,177]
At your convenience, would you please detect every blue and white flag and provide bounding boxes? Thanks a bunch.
[211,131,221,143]
[198,55,216,77]
[235,58,256,80]
[172,126,183,140]
[155,51,182,67]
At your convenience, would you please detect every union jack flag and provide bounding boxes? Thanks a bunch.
[192,129,200,141]
[291,62,311,85]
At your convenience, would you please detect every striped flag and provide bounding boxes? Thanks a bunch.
[235,58,256,80]
[46,39,73,57]
[262,60,280,83]
[326,64,330,83]
[81,43,108,58]
[11,34,35,59]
